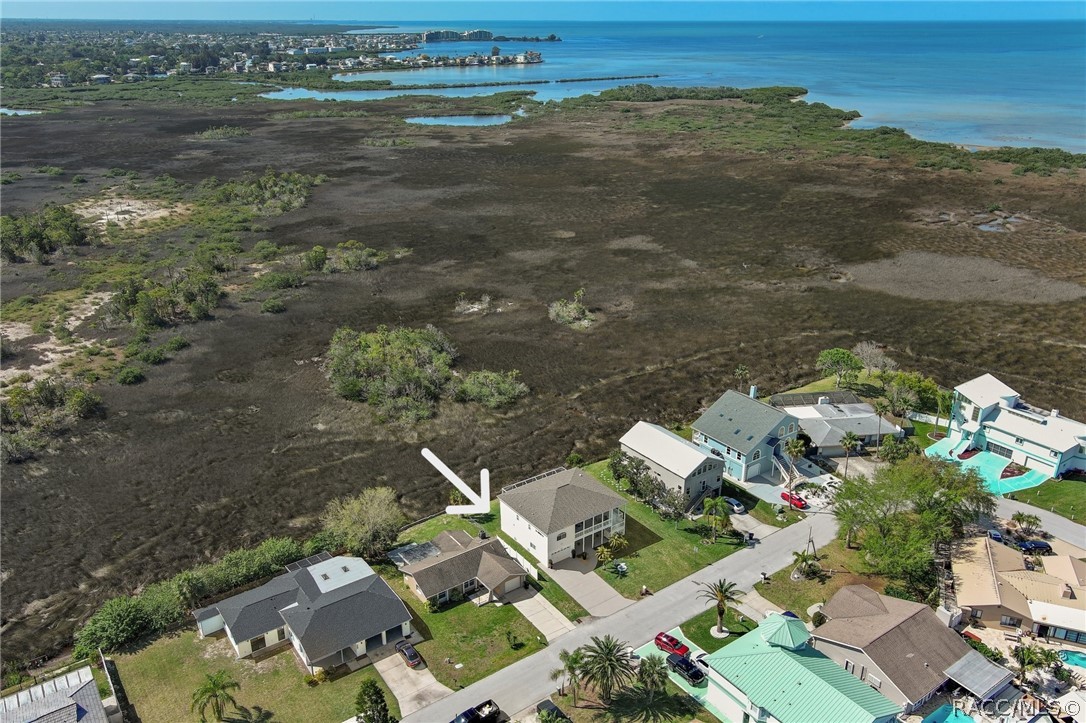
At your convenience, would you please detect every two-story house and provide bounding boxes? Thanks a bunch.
[498,468,626,567]
[619,421,723,503]
[692,388,800,483]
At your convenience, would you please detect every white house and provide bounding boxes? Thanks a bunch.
[194,553,412,674]
[944,373,1086,478]
[619,421,723,503]
[693,388,800,483]
[499,468,626,566]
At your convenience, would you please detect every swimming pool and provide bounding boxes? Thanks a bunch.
[921,703,975,723]
[1059,649,1086,669]
[924,443,1048,495]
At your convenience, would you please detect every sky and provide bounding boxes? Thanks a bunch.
[2,1,1083,22]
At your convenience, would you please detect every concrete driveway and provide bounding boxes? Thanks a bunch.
[547,553,633,618]
[372,648,454,717]
[503,586,576,641]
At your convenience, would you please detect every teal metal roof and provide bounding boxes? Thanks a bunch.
[705,619,902,723]
[692,390,792,455]
[759,613,811,650]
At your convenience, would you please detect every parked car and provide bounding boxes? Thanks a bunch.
[451,700,500,723]
[666,652,706,686]
[780,491,808,509]
[723,497,746,514]
[1016,539,1053,555]
[986,529,1004,544]
[654,632,690,657]
[535,700,571,721]
[396,640,422,668]
[693,651,711,672]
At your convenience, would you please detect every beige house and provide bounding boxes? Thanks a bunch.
[952,537,1086,645]
[810,585,1011,713]
[400,531,525,606]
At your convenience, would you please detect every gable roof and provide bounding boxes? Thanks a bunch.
[499,468,625,534]
[619,421,715,477]
[705,617,902,723]
[402,535,524,598]
[194,556,411,662]
[0,666,108,723]
[780,402,902,448]
[814,585,973,704]
[693,390,792,455]
[956,374,1019,408]
[1043,556,1086,587]
[944,649,1015,701]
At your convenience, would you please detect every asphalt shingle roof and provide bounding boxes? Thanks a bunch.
[706,616,902,723]
[0,666,108,723]
[814,585,974,704]
[402,536,524,599]
[499,468,625,534]
[693,390,791,455]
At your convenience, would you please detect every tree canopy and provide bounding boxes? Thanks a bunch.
[815,348,863,388]
[321,487,406,558]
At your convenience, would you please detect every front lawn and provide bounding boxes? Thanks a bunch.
[583,462,745,598]
[113,629,396,723]
[1007,478,1086,523]
[754,539,889,620]
[909,420,944,448]
[679,606,758,654]
[716,480,804,528]
[382,573,546,689]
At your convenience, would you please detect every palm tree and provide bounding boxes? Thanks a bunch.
[733,364,750,392]
[607,533,628,555]
[549,648,585,705]
[1011,512,1042,536]
[792,549,817,578]
[840,431,861,476]
[872,400,891,458]
[698,579,741,634]
[934,390,953,436]
[191,670,241,723]
[702,497,721,541]
[579,635,635,704]
[1013,644,1043,684]
[783,438,807,505]
[637,655,669,704]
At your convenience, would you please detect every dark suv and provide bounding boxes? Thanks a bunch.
[666,652,706,686]
[1016,539,1053,555]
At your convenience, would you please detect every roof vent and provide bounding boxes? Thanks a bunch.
[479,530,488,539]
[1063,584,1073,599]
[342,566,349,573]
[749,385,758,399]
[321,573,330,580]
[817,396,830,405]
[1052,409,1060,418]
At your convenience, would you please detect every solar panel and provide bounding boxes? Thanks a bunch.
[284,550,332,572]
[387,542,441,567]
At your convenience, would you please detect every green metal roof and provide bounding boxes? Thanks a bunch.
[692,390,793,455]
[759,613,811,650]
[705,618,902,723]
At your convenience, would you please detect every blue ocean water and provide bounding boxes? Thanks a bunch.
[268,21,1086,151]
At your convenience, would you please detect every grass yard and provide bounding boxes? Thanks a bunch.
[909,419,945,448]
[552,680,722,723]
[1007,477,1086,523]
[583,462,745,598]
[779,371,880,399]
[382,573,546,689]
[113,629,396,723]
[754,539,889,620]
[396,504,589,622]
[679,606,758,654]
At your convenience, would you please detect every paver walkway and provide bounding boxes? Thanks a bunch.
[399,511,839,723]
[503,586,576,642]
[546,552,633,617]
[372,648,454,716]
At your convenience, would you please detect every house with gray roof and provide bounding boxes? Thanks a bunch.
[620,421,723,504]
[499,468,626,566]
[400,530,526,605]
[774,395,903,456]
[692,388,800,483]
[194,554,411,674]
[0,666,116,723]
[810,585,1013,714]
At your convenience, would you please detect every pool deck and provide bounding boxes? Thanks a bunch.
[925,440,1048,496]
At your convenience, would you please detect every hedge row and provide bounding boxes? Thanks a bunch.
[73,533,339,659]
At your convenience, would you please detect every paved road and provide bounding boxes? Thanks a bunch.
[996,497,1086,547]
[399,511,839,723]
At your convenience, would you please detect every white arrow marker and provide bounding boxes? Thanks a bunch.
[422,448,490,516]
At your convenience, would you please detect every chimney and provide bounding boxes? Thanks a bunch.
[749,385,758,399]
[1063,584,1072,599]
[1051,409,1060,418]
[817,396,830,405]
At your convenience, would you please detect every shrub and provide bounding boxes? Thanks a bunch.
[965,637,1005,663]
[1,205,90,263]
[302,530,342,557]
[566,452,584,467]
[321,488,405,558]
[253,271,304,291]
[115,366,145,385]
[194,125,250,140]
[252,240,280,260]
[163,335,190,352]
[138,346,168,365]
[65,388,103,418]
[73,596,149,658]
[455,370,529,409]
[36,166,64,176]
[302,245,328,272]
[139,581,185,630]
[71,175,87,185]
[260,297,286,314]
[548,288,594,328]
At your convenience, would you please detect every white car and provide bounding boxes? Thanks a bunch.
[722,497,746,514]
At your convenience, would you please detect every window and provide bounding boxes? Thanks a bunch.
[971,609,983,620]
[594,514,603,525]
[276,627,287,643]
[752,450,761,461]
[971,406,980,422]
[779,426,786,437]
[603,510,610,521]
[575,522,584,533]
[529,542,536,550]
[869,675,882,689]
[557,532,567,541]
[1015,437,1024,446]
[788,423,795,434]
[1050,450,1059,458]
[844,660,855,674]
[250,635,267,653]
[1000,615,1023,628]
